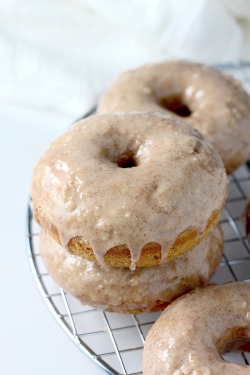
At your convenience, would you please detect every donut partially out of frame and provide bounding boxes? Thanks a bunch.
[143,282,250,375]
[40,226,223,314]
[32,112,228,268]
[98,60,250,173]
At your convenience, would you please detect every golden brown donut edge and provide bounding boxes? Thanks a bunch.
[34,208,220,268]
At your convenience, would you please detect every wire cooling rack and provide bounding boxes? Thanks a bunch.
[27,62,250,374]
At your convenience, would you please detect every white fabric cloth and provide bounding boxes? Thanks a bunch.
[1,0,250,120]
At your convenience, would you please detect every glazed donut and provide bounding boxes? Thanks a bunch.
[143,282,250,375]
[32,112,228,268]
[98,60,250,173]
[40,226,223,314]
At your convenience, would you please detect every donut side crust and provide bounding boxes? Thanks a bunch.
[34,208,220,268]
[105,238,223,313]
[39,225,223,314]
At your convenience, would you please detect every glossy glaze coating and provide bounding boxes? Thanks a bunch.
[32,112,228,267]
[143,282,250,374]
[98,61,250,172]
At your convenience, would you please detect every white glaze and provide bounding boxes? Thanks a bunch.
[32,112,228,266]
[98,60,250,172]
[143,282,250,375]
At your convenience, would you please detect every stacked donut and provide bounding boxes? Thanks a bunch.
[31,60,250,373]
[32,108,228,313]
[32,60,250,314]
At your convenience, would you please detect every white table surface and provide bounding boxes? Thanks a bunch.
[1,103,104,375]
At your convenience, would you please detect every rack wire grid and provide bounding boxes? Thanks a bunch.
[27,62,250,374]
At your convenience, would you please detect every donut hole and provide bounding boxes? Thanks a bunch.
[223,349,250,365]
[101,147,138,168]
[222,336,250,365]
[158,95,191,117]
[116,151,137,168]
